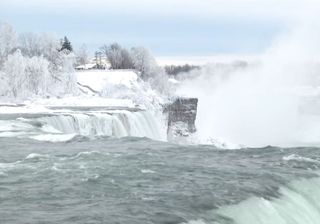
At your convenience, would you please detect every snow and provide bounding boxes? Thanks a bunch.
[75,63,96,70]
[0,98,135,114]
[168,78,180,84]
[29,96,135,108]
[76,70,139,92]
[0,104,51,114]
[0,69,160,112]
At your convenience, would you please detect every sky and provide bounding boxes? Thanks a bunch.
[0,0,317,56]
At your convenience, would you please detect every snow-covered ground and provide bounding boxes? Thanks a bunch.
[0,69,156,111]
[77,70,139,92]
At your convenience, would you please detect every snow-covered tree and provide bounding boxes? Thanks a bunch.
[0,23,17,67]
[131,47,173,95]
[0,23,78,99]
[60,36,73,52]
[2,50,52,97]
[39,33,63,72]
[3,50,26,97]
[76,44,89,65]
[131,47,160,80]
[49,52,77,95]
[19,32,41,57]
[25,56,50,95]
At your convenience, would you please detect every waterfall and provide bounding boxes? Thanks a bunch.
[35,111,167,141]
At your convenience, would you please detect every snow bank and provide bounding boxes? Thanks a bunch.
[76,70,139,92]
[0,69,165,111]
[76,69,166,111]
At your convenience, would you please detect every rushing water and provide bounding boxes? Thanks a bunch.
[1,136,320,224]
[1,110,320,223]
[0,110,167,142]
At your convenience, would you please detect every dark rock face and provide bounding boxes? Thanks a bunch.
[165,98,198,137]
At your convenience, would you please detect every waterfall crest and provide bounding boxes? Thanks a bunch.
[0,110,167,142]
[37,111,167,141]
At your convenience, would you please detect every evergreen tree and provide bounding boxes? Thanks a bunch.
[60,36,73,52]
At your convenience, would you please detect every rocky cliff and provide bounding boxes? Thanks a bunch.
[164,98,198,141]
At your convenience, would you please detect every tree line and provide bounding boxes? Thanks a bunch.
[97,43,161,81]
[0,22,77,98]
[164,64,200,76]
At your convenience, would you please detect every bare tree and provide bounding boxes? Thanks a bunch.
[101,43,134,69]
[120,48,134,69]
[101,43,122,69]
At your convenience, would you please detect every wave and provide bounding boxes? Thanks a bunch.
[184,175,320,224]
[29,133,78,142]
[25,153,50,160]
[283,154,320,164]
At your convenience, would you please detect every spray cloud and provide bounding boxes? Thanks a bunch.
[177,6,320,147]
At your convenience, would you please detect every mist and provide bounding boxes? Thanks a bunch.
[177,15,320,147]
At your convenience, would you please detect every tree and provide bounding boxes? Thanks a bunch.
[101,43,122,69]
[0,23,79,99]
[19,32,41,57]
[95,51,103,69]
[120,48,134,69]
[76,44,89,65]
[25,56,50,95]
[59,52,77,94]
[0,23,17,67]
[3,50,27,97]
[2,50,53,97]
[100,43,134,70]
[164,64,200,76]
[60,36,73,52]
[39,33,62,70]
[130,47,159,80]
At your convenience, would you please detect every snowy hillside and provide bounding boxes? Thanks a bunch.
[77,70,139,92]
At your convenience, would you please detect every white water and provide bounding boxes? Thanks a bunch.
[0,111,167,142]
[215,176,320,224]
[37,111,167,141]
[181,175,320,224]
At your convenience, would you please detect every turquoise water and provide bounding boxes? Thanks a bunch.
[1,137,320,224]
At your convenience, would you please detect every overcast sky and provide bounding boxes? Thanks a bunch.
[0,0,317,56]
